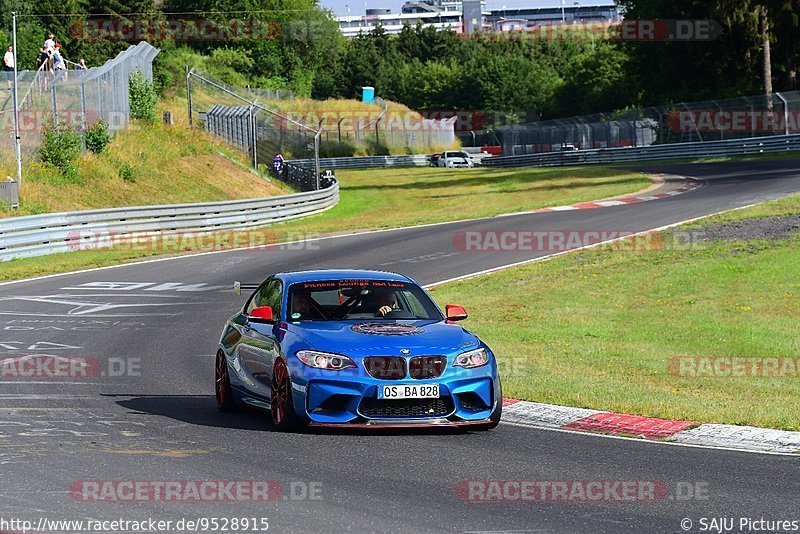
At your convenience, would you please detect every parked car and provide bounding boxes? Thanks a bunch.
[437,151,474,168]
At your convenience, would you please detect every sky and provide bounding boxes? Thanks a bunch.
[319,0,616,17]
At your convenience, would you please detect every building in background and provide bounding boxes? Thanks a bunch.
[335,0,621,37]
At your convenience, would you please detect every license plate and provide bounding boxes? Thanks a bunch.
[379,384,440,400]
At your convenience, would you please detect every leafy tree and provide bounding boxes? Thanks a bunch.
[555,43,635,116]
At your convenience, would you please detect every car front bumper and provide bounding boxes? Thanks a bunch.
[291,373,499,426]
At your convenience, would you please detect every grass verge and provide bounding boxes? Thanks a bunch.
[0,116,288,218]
[429,193,800,430]
[0,166,651,281]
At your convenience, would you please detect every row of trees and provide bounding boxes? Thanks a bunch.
[3,0,799,121]
[313,24,632,121]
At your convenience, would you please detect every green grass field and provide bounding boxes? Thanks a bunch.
[430,193,800,430]
[0,165,651,281]
[0,120,289,218]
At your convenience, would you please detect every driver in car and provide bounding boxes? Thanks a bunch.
[374,290,398,317]
[290,289,326,320]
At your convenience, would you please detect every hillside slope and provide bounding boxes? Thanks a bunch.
[1,119,289,218]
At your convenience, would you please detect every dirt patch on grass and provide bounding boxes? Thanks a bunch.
[697,215,800,242]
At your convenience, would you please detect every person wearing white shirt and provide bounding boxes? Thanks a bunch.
[44,33,55,52]
[3,45,13,90]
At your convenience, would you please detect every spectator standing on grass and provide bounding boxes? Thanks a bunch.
[77,58,87,70]
[273,152,284,173]
[4,45,14,90]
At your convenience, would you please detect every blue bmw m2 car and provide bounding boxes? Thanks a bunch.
[215,269,502,431]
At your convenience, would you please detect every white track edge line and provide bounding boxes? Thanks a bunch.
[500,420,800,457]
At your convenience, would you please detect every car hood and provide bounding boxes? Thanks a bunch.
[285,320,481,355]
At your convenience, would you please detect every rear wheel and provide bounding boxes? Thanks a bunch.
[215,351,236,412]
[270,359,297,431]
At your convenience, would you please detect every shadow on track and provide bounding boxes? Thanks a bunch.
[106,394,483,436]
[108,394,280,432]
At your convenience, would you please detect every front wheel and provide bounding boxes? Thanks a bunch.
[270,359,298,431]
[477,380,502,430]
[215,351,236,412]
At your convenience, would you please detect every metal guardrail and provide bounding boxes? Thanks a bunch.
[483,134,800,168]
[0,180,339,261]
[291,154,429,170]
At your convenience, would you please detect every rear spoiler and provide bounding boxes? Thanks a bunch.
[233,281,260,296]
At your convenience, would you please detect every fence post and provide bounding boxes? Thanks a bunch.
[338,118,343,145]
[249,104,258,169]
[314,131,321,190]
[97,78,103,122]
[80,81,88,148]
[375,117,381,147]
[775,92,790,136]
[51,78,58,126]
[186,67,193,127]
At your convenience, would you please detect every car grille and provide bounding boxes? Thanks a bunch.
[359,397,454,418]
[364,356,407,380]
[409,356,447,379]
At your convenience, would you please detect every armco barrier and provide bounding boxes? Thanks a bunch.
[291,154,429,170]
[483,134,800,168]
[0,180,338,261]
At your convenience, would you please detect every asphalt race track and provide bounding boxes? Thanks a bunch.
[1,160,799,533]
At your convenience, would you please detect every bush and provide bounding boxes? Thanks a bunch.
[129,69,158,122]
[39,119,83,178]
[85,120,110,154]
[118,163,136,182]
[319,140,357,158]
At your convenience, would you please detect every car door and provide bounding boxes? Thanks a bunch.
[237,279,283,401]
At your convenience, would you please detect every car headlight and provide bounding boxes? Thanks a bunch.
[453,348,489,369]
[296,350,356,371]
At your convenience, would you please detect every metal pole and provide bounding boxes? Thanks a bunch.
[775,92,790,136]
[80,81,88,148]
[249,105,256,168]
[186,66,193,126]
[314,130,321,190]
[12,12,22,186]
[51,77,58,126]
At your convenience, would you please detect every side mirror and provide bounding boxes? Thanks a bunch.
[249,306,275,324]
[445,304,468,322]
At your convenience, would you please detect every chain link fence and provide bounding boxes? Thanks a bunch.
[0,41,160,163]
[187,69,322,190]
[187,70,455,167]
[468,91,800,156]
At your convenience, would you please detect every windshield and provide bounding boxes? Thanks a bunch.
[287,280,443,322]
